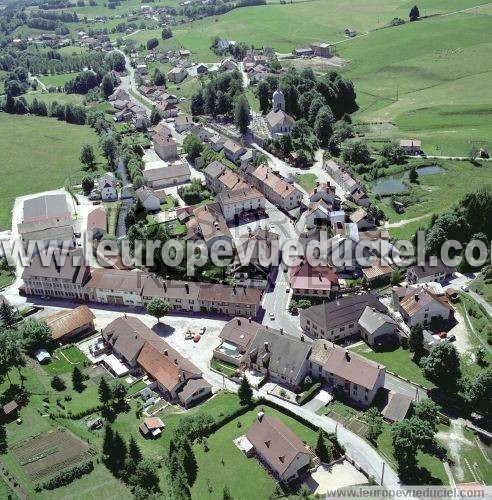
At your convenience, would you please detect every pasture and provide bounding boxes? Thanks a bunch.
[0,114,100,230]
[124,0,483,60]
[340,10,492,155]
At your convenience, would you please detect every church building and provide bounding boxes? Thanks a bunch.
[266,89,295,136]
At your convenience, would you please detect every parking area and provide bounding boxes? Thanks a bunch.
[303,387,333,412]
[90,309,227,376]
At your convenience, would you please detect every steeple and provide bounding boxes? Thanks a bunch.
[272,87,285,112]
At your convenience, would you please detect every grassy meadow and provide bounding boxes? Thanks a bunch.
[370,159,492,240]
[123,0,483,59]
[0,114,100,230]
[340,9,492,156]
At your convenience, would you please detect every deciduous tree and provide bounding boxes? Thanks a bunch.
[147,298,170,323]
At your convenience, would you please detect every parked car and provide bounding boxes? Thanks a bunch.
[461,284,469,292]
[269,312,275,320]
[447,335,456,342]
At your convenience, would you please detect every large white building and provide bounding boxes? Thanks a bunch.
[216,187,265,221]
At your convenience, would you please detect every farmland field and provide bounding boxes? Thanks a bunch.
[340,10,492,156]
[0,114,100,230]
[123,0,484,60]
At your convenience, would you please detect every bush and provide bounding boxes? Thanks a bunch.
[297,382,322,406]
[40,460,93,490]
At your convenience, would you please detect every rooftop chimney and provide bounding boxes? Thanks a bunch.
[300,335,304,342]
[237,318,241,326]
[264,341,269,351]
[185,282,189,294]
[248,317,252,323]
[345,352,351,361]
[163,281,167,292]
[164,349,168,356]
[257,411,264,421]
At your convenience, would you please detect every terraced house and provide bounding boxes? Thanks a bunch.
[22,257,263,318]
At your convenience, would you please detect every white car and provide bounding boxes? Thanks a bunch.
[269,312,275,320]
[461,284,469,292]
[199,327,206,334]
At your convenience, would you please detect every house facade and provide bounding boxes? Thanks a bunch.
[248,164,303,211]
[308,340,386,406]
[216,187,265,221]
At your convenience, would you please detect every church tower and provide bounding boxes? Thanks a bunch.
[272,88,285,112]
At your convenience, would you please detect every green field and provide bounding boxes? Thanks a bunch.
[43,346,90,376]
[124,0,485,60]
[376,423,449,485]
[295,172,318,192]
[341,9,492,156]
[470,272,492,304]
[38,72,82,88]
[372,160,492,240]
[0,114,100,230]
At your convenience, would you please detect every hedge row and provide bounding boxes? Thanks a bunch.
[50,404,103,420]
[297,382,322,406]
[39,460,94,490]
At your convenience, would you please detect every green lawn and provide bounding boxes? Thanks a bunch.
[0,114,100,230]
[210,358,237,377]
[191,405,318,499]
[350,344,434,388]
[454,294,492,354]
[37,72,82,88]
[23,90,85,106]
[470,273,492,304]
[43,346,90,376]
[103,202,121,237]
[37,463,132,500]
[295,173,318,192]
[377,423,448,485]
[0,271,15,290]
[455,428,492,484]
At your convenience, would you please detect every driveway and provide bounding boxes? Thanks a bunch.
[307,461,367,493]
[302,387,333,412]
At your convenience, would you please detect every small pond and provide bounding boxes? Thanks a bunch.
[370,165,446,195]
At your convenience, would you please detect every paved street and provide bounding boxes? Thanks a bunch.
[384,374,426,400]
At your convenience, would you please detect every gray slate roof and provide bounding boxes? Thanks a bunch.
[246,328,311,382]
[358,306,397,335]
[301,294,387,332]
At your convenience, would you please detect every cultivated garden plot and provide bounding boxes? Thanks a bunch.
[11,429,91,482]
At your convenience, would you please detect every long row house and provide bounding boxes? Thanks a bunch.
[213,317,386,406]
[21,249,262,318]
